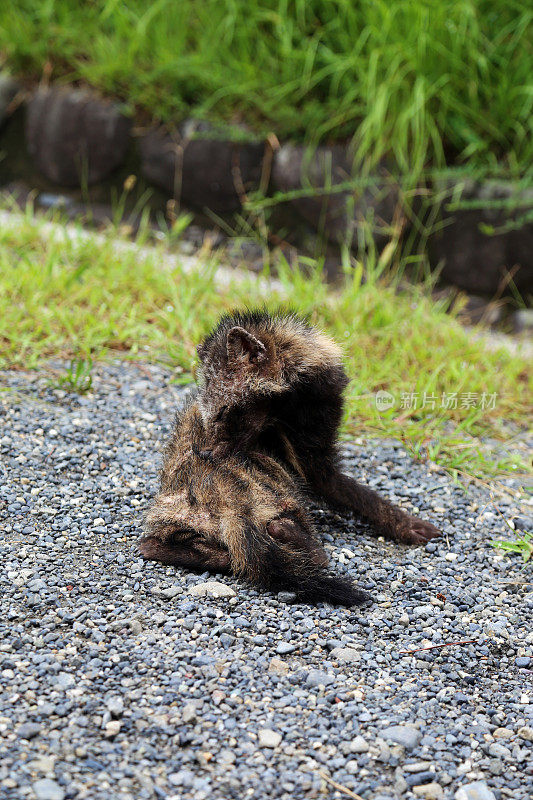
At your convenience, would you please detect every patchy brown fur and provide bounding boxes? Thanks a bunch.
[142,402,365,605]
[141,309,441,606]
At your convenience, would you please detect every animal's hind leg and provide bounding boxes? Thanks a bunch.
[139,535,231,573]
[262,516,367,606]
[308,468,441,545]
[267,516,328,568]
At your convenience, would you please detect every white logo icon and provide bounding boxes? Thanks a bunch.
[375,390,395,411]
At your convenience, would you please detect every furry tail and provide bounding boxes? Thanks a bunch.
[292,573,369,607]
[235,525,369,607]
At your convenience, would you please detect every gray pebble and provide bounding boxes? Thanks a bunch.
[381,724,422,750]
[18,722,41,739]
[350,735,369,753]
[258,729,282,748]
[106,696,124,717]
[306,669,335,687]
[455,782,497,800]
[32,779,65,800]
[276,642,296,654]
[330,646,361,663]
[187,581,236,598]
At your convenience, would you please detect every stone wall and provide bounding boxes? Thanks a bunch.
[1,81,531,297]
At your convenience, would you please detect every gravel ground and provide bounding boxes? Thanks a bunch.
[1,361,531,800]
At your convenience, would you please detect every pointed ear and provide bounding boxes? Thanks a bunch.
[227,326,267,365]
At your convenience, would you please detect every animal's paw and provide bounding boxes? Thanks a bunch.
[397,516,441,545]
[138,536,160,559]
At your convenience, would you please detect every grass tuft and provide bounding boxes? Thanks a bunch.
[490,533,532,563]
[52,356,93,394]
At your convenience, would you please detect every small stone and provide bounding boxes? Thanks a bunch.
[350,735,369,753]
[18,722,41,739]
[395,774,408,794]
[258,729,282,748]
[306,669,335,687]
[413,784,443,800]
[276,591,297,603]
[413,605,434,618]
[54,672,75,689]
[487,758,502,776]
[375,738,391,762]
[492,727,513,739]
[187,581,236,598]
[276,642,296,654]
[517,725,533,741]
[104,720,121,738]
[330,647,361,663]
[515,656,530,667]
[128,619,143,635]
[406,772,437,787]
[168,769,194,787]
[28,578,46,591]
[381,724,422,750]
[182,703,197,723]
[218,748,236,765]
[160,585,182,599]
[28,756,56,773]
[106,697,124,717]
[404,762,433,773]
[488,742,510,759]
[455,781,497,800]
[32,779,65,800]
[212,690,225,705]
[268,657,289,676]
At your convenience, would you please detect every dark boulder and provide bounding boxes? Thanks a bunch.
[272,143,400,249]
[139,121,265,213]
[428,180,533,296]
[25,87,132,186]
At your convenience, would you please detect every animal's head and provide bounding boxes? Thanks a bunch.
[195,309,344,453]
[196,322,285,451]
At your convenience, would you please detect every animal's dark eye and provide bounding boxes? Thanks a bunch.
[214,406,227,423]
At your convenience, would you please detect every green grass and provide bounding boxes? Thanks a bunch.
[491,533,532,563]
[0,206,530,490]
[52,356,93,394]
[1,1,532,175]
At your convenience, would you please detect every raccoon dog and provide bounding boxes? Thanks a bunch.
[140,310,440,606]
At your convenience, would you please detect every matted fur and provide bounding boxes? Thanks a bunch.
[142,401,365,605]
[141,309,441,606]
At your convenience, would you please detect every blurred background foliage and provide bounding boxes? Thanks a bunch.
[1,0,531,177]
